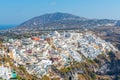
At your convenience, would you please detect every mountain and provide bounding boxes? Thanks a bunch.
[17,12,117,30]
[17,12,86,29]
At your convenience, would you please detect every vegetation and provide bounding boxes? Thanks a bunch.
[116,44,120,50]
[89,72,96,80]
[116,75,120,80]
[42,75,50,80]
[51,78,60,80]
[60,66,71,73]
[108,51,115,58]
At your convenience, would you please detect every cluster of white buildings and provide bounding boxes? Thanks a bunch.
[0,31,118,78]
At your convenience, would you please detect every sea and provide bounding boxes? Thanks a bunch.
[0,25,16,30]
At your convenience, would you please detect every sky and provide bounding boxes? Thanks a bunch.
[0,0,120,25]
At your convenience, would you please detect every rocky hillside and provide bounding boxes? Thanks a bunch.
[16,12,118,30]
[92,26,120,51]
[17,12,86,29]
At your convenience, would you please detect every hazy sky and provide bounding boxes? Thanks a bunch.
[0,0,120,24]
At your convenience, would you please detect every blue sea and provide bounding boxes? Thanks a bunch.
[0,25,16,30]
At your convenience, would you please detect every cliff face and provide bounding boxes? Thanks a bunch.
[52,51,120,80]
